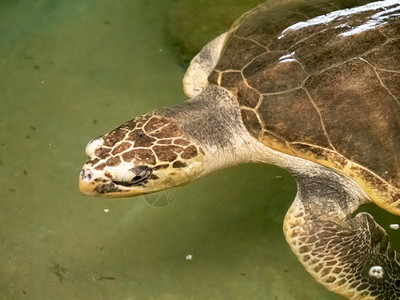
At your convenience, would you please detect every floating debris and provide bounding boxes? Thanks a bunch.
[368,266,384,279]
[389,224,399,230]
[96,276,115,281]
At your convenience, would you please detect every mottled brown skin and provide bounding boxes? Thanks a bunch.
[83,114,204,195]
[88,115,199,170]
[209,0,400,216]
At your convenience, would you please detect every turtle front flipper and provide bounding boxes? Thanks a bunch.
[284,170,400,299]
[183,33,226,98]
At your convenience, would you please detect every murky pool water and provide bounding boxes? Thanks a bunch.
[0,1,398,299]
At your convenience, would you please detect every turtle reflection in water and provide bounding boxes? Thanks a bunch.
[79,0,400,299]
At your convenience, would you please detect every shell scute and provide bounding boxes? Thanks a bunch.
[258,89,331,148]
[304,59,400,187]
[243,53,307,93]
[216,36,266,71]
[237,82,260,108]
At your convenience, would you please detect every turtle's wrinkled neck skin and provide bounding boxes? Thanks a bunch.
[156,84,269,172]
[79,84,269,197]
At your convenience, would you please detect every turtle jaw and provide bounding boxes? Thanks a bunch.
[79,158,206,197]
[78,177,145,197]
[79,167,153,197]
[79,173,151,197]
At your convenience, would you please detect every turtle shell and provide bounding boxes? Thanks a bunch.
[208,0,400,215]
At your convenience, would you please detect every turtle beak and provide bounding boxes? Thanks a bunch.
[79,180,97,196]
[79,166,149,197]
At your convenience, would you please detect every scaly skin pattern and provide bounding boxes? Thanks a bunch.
[281,165,400,300]
[80,113,205,197]
[284,201,400,299]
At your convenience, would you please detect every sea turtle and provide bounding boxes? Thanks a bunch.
[79,0,400,298]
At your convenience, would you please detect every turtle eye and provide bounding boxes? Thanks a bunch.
[112,166,153,187]
[130,166,153,184]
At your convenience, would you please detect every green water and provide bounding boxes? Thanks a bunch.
[1,1,398,299]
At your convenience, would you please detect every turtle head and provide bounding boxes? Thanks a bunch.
[79,114,206,197]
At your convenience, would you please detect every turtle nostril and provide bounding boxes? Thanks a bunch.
[80,168,93,181]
